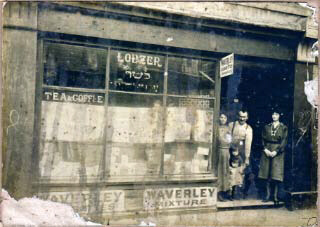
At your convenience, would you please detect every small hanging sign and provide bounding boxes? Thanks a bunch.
[220,53,234,77]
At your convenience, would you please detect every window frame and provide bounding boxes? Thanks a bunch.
[35,37,219,185]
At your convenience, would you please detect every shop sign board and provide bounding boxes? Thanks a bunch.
[37,190,125,214]
[143,187,216,210]
[220,53,234,77]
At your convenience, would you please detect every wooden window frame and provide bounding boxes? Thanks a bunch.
[34,37,219,186]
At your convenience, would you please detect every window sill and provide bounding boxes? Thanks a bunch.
[34,174,217,187]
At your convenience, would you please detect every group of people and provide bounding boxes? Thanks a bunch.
[217,109,288,204]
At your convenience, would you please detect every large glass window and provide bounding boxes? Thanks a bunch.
[40,42,107,183]
[107,93,163,177]
[164,57,215,175]
[167,56,215,97]
[44,43,107,89]
[39,40,217,183]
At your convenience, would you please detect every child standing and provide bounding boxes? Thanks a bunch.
[228,148,245,200]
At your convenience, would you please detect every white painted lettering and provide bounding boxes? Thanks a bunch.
[60,93,67,102]
[88,95,92,103]
[97,96,103,103]
[132,54,138,64]
[125,53,131,62]
[144,73,151,80]
[147,56,153,65]
[72,94,78,102]
[53,92,59,101]
[117,52,124,63]
[44,92,52,100]
[154,57,162,67]
[78,94,84,102]
[67,95,73,102]
[139,55,146,65]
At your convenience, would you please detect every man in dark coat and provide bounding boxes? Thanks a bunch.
[258,109,288,204]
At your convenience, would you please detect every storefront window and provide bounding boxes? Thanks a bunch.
[167,57,215,97]
[39,102,105,182]
[43,43,107,89]
[40,42,107,183]
[107,93,163,176]
[39,40,217,183]
[164,56,215,175]
[164,97,214,174]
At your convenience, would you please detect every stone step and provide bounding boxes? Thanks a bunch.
[217,199,284,210]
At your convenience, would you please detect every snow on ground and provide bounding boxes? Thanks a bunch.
[0,189,101,226]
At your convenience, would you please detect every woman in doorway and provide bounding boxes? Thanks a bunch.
[217,113,232,201]
[258,109,288,205]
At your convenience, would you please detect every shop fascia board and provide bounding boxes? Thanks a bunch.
[55,2,310,35]
[3,2,38,29]
[231,2,313,17]
[37,6,294,61]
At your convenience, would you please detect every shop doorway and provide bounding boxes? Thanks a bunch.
[218,58,295,208]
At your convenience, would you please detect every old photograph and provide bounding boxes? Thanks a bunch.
[1,1,318,226]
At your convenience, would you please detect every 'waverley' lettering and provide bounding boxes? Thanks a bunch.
[143,187,217,210]
[43,88,105,105]
[38,190,125,214]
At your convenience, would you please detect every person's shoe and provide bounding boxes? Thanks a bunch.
[273,198,280,205]
[232,192,236,200]
[218,194,225,202]
[226,190,233,201]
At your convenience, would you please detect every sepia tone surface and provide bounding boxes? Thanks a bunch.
[1,1,318,225]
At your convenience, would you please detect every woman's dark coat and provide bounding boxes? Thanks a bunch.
[258,122,288,182]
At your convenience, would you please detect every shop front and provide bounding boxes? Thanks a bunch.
[35,38,218,219]
[2,2,317,223]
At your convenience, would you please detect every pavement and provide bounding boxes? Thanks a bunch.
[107,207,318,227]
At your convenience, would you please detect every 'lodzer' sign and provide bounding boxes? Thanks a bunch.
[220,53,234,77]
[144,187,216,209]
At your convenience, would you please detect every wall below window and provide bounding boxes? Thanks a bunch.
[36,183,217,223]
